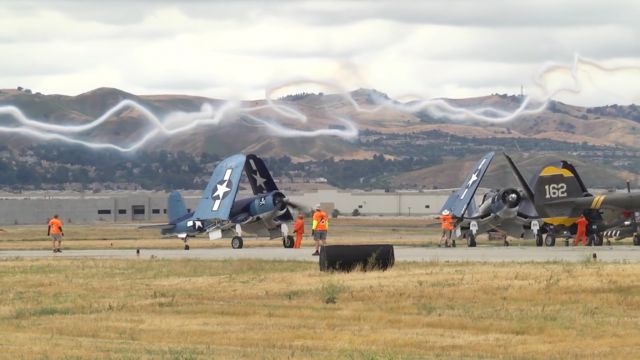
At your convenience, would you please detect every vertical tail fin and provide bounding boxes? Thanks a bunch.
[531,161,588,219]
[167,191,189,223]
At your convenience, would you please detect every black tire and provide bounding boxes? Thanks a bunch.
[587,234,594,246]
[231,236,243,249]
[545,234,556,247]
[283,235,294,248]
[467,233,477,247]
[184,244,190,250]
[634,235,640,246]
[593,234,603,247]
[535,233,543,247]
[451,239,456,248]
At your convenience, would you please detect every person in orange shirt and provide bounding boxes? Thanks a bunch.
[312,204,328,256]
[574,215,588,246]
[293,214,305,249]
[439,209,455,247]
[47,214,64,253]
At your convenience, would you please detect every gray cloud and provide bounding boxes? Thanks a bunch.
[0,0,638,106]
[10,0,640,27]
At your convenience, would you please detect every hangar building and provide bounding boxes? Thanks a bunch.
[0,189,471,225]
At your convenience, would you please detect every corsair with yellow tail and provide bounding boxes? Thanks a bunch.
[507,156,640,246]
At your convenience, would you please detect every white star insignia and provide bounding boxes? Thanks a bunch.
[254,171,267,189]
[467,172,479,187]
[213,180,230,199]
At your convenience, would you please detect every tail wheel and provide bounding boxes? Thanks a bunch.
[633,235,640,246]
[535,233,543,247]
[467,233,476,247]
[283,235,294,248]
[184,244,190,250]
[545,234,556,247]
[231,236,243,249]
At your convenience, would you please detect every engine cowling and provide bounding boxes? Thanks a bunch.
[248,191,287,217]
[491,188,522,218]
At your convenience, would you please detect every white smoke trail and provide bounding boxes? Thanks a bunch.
[349,54,640,123]
[0,55,637,152]
[0,95,359,152]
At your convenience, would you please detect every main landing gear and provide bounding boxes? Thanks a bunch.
[231,236,243,249]
[283,235,295,248]
[588,233,604,246]
[467,221,478,247]
[535,233,543,247]
[230,224,294,249]
[180,236,190,250]
[544,233,556,247]
[467,232,476,247]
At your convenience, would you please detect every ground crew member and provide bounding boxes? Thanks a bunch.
[47,214,64,253]
[439,209,454,247]
[312,204,328,256]
[293,214,304,249]
[574,215,588,246]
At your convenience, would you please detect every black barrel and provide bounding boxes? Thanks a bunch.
[319,244,395,272]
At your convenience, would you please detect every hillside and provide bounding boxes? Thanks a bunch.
[0,87,638,190]
[391,153,635,190]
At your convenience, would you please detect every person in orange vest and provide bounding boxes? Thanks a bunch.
[293,214,305,249]
[312,204,329,256]
[574,215,588,246]
[47,214,64,253]
[439,209,455,247]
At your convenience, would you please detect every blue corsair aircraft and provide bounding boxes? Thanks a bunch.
[141,153,304,250]
[440,152,543,247]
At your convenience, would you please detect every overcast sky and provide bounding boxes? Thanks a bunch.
[2,0,639,106]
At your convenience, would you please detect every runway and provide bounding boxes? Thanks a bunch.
[2,246,640,263]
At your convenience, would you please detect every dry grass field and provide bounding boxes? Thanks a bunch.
[1,259,639,359]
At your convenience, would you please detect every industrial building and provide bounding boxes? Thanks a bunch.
[0,189,467,225]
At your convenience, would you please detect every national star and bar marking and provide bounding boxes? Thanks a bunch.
[212,168,233,211]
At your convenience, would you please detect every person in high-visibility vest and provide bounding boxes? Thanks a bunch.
[293,214,305,249]
[574,215,588,246]
[47,214,64,253]
[312,204,329,256]
[439,209,454,247]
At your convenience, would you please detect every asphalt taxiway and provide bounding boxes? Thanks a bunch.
[1,246,640,262]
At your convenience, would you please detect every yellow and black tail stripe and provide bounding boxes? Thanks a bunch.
[539,166,574,177]
[590,195,606,209]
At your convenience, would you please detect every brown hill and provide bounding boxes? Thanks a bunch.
[1,87,638,188]
[1,87,639,155]
[391,153,636,190]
